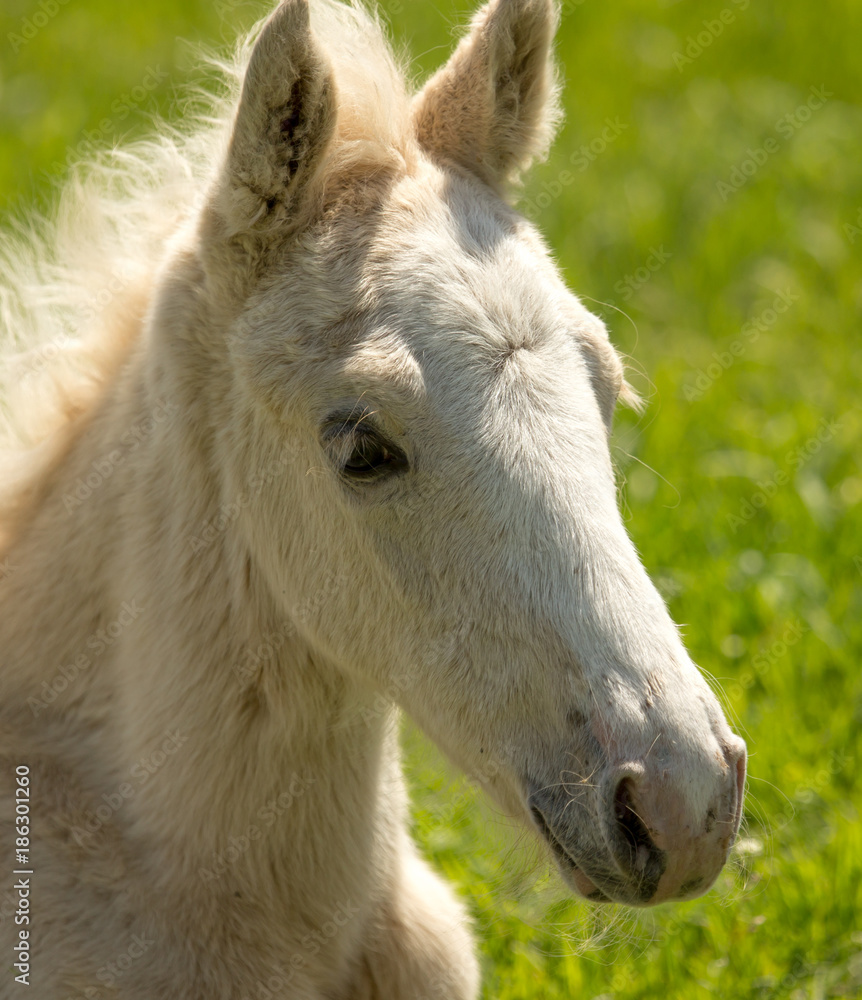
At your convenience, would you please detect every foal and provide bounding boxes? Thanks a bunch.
[0,1,745,996]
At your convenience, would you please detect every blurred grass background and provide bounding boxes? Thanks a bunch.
[1,0,860,997]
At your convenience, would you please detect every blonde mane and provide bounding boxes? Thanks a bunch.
[0,0,411,514]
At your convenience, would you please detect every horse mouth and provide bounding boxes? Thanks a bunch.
[529,805,612,903]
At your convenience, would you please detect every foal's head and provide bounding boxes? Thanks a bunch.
[182,0,745,906]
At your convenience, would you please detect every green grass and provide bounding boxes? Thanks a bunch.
[2,0,860,997]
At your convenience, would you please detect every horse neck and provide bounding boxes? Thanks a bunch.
[0,298,397,902]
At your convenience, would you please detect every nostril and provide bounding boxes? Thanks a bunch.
[721,736,747,833]
[614,778,657,874]
[604,773,668,901]
[732,744,747,835]
[723,734,747,771]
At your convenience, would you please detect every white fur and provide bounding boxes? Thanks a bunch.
[0,2,744,996]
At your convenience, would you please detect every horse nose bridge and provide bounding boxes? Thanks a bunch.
[538,568,697,697]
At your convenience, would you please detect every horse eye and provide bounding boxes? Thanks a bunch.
[339,431,407,481]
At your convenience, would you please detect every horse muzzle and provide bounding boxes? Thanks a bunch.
[526,734,747,906]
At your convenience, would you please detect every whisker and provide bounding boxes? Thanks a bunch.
[614,448,682,509]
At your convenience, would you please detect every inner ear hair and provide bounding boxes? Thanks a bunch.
[216,0,338,237]
[413,0,562,194]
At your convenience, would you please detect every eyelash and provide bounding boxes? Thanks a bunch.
[324,420,409,482]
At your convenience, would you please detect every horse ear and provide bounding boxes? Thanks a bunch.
[216,0,336,236]
[413,0,561,193]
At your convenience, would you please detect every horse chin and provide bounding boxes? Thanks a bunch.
[555,860,613,903]
[528,803,613,904]
[525,733,745,908]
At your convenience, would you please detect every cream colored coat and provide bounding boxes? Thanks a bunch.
[0,1,745,996]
